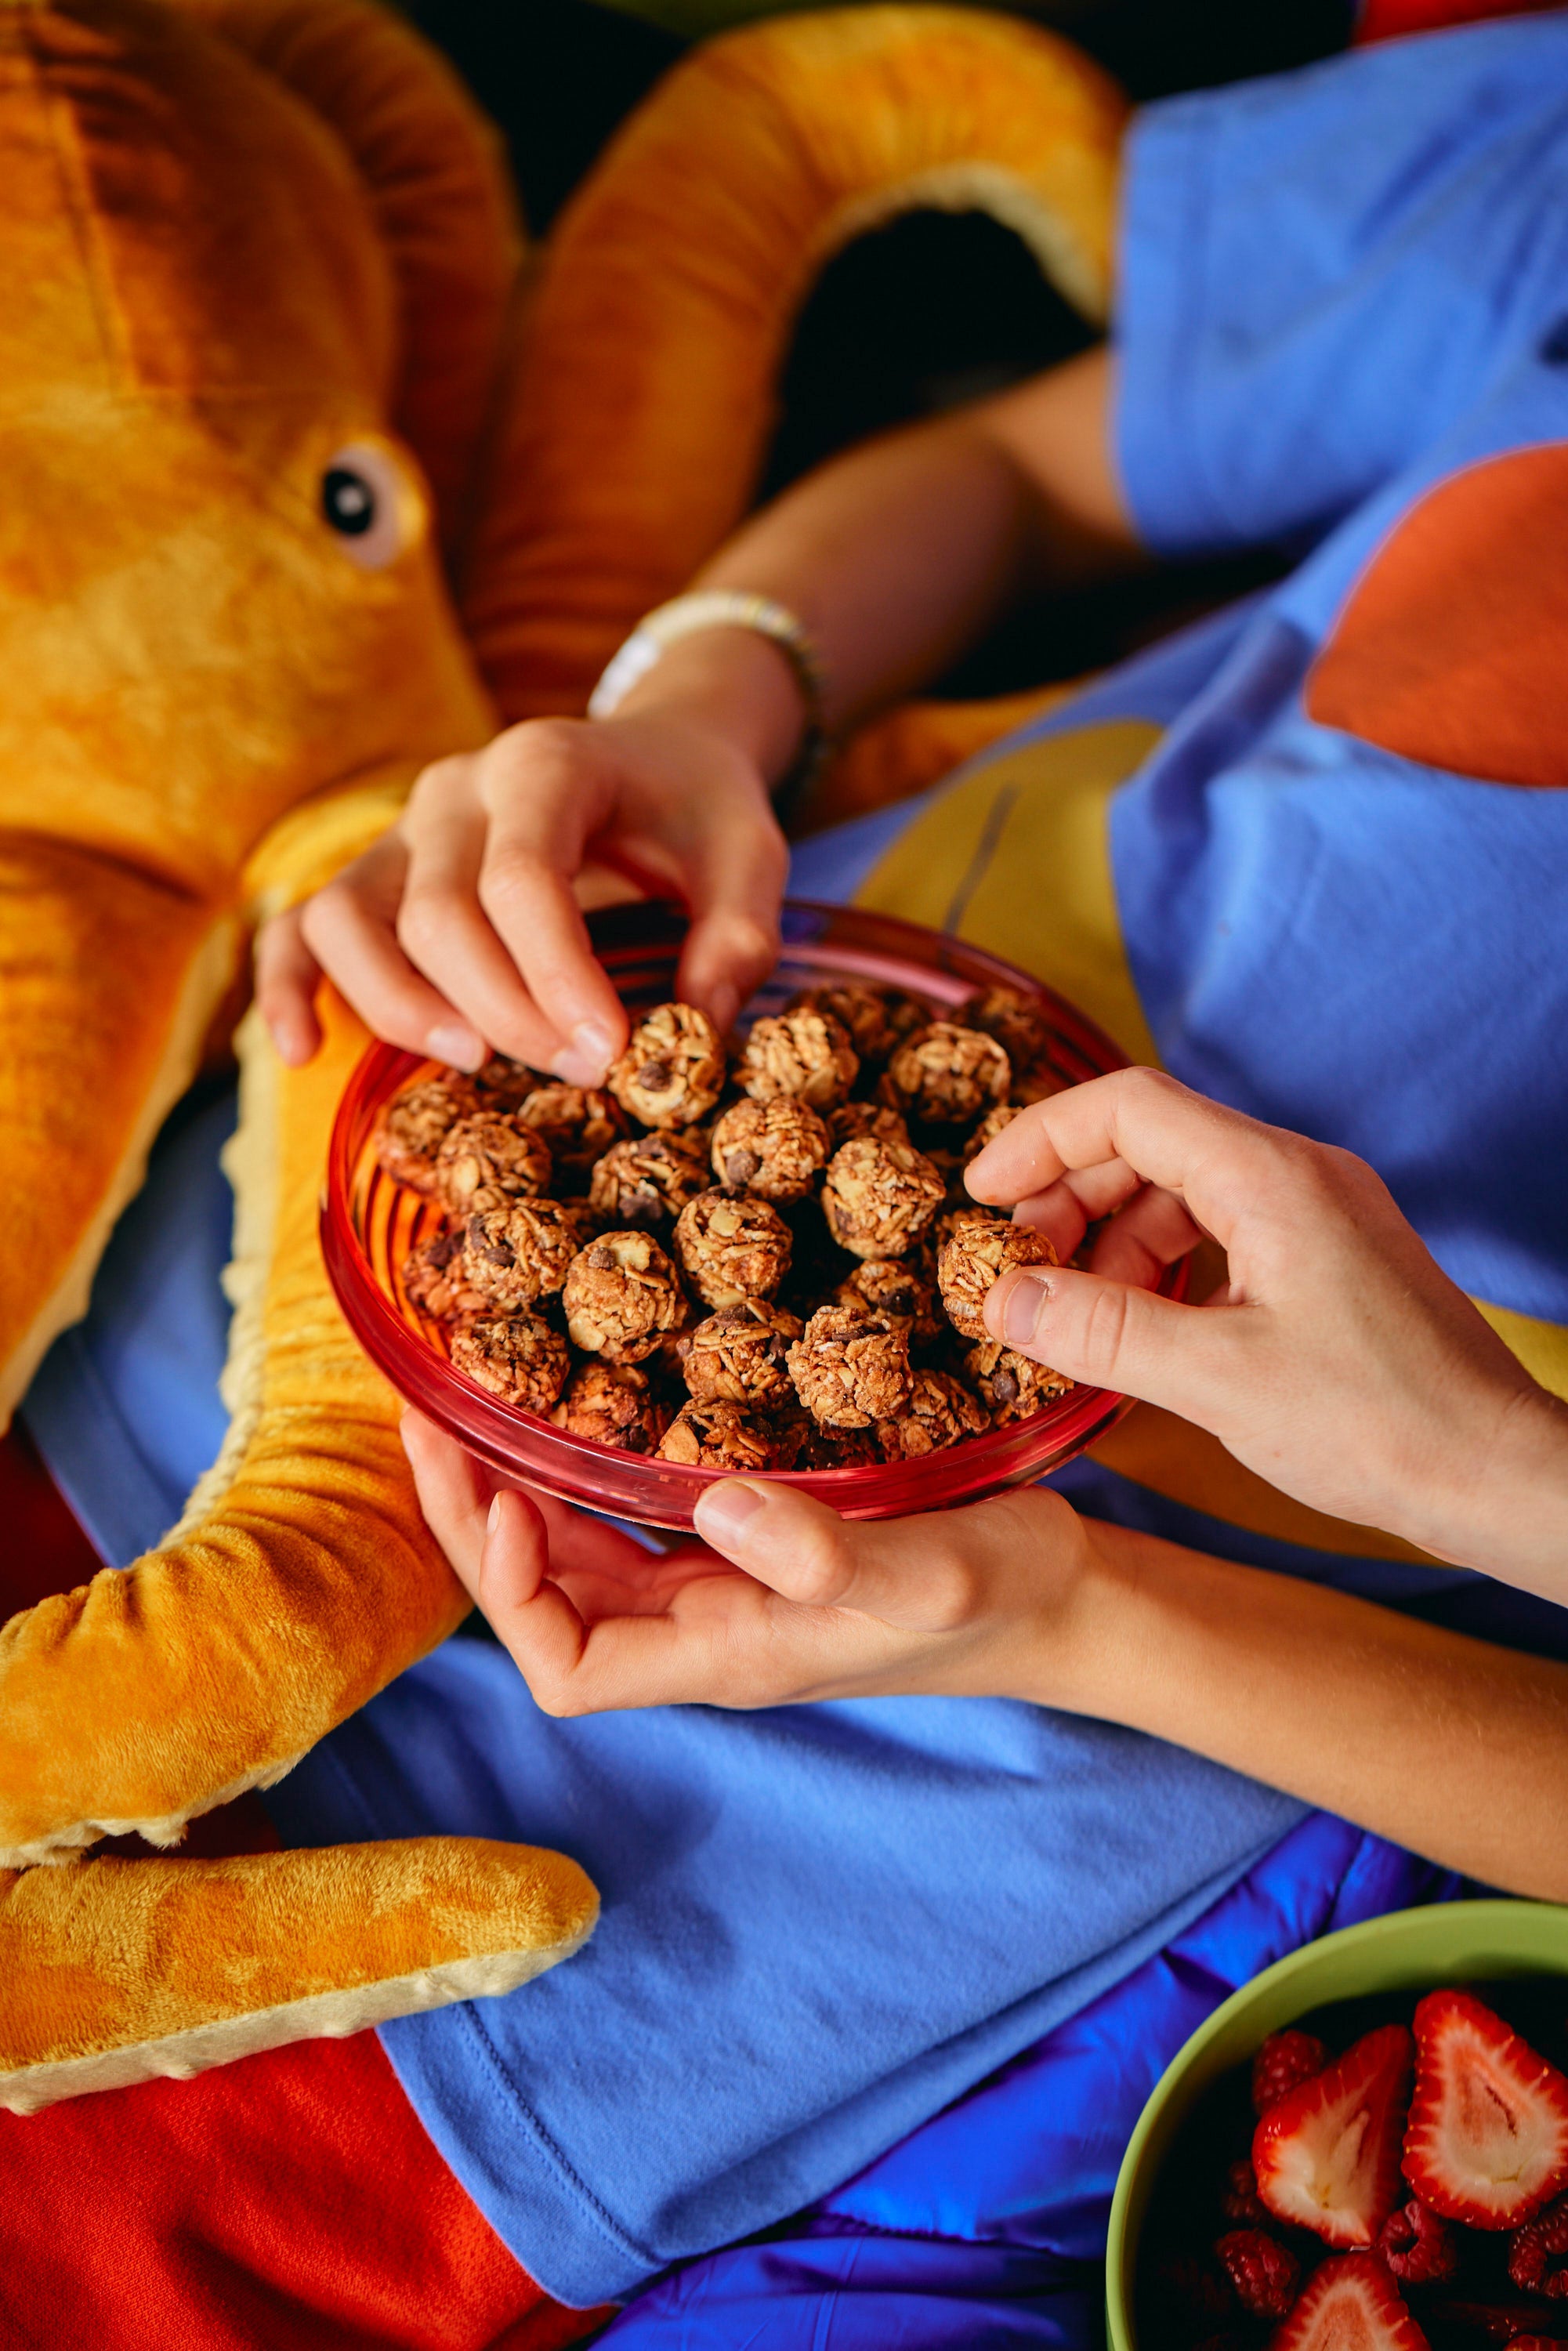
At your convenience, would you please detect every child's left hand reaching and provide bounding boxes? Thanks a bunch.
[401,1409,1102,1716]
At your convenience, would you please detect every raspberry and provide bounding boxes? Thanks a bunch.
[1220,2157,1268,2223]
[1215,2228,1301,2320]
[1510,2192,1568,2297]
[1378,2197,1459,2284]
[1155,2255,1230,2322]
[1251,2028,1329,2117]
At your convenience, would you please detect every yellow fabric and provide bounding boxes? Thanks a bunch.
[1473,1299,1568,1404]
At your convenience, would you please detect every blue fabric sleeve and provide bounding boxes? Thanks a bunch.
[1115,16,1568,558]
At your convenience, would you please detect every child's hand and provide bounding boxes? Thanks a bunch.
[255,705,788,1081]
[402,1409,1101,1716]
[965,1068,1567,1580]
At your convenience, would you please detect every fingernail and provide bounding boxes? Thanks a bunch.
[426,1021,484,1073]
[487,1493,503,1538]
[694,1481,767,1546]
[999,1270,1052,1349]
[552,1018,617,1088]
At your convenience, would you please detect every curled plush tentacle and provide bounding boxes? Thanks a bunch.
[459,3,1125,723]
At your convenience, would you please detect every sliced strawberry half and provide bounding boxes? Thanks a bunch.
[1267,2255,1429,2349]
[1403,1991,1568,2230]
[1254,2023,1414,2248]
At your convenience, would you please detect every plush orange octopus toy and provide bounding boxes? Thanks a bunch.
[0,0,1123,2108]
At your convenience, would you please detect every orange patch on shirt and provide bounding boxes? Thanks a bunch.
[1306,441,1568,788]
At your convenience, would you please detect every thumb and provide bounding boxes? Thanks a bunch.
[985,1262,1233,1421]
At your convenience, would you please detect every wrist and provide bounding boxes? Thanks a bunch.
[995,1496,1141,1715]
[607,624,811,788]
[1425,1382,1568,1593]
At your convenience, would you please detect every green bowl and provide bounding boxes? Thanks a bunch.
[1104,1898,1568,2348]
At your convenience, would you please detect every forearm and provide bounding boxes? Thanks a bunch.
[614,346,1140,776]
[1059,1520,1568,1899]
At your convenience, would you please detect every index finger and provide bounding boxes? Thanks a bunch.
[965,1067,1298,1255]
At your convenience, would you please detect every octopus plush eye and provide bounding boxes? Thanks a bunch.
[318,440,413,570]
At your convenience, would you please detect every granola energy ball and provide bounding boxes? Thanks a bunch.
[785,982,925,1067]
[678,1301,802,1407]
[377,1075,476,1192]
[827,1100,911,1152]
[876,1369,989,1461]
[472,1055,535,1109]
[885,1023,1011,1129]
[787,1305,911,1429]
[962,985,1052,1073]
[835,1252,942,1350]
[820,1135,945,1261]
[588,1130,712,1229]
[937,1216,1057,1340]
[792,1418,880,1470]
[1009,1062,1069,1107]
[657,1400,780,1472]
[551,1361,670,1453]
[673,1187,791,1308]
[963,1339,1073,1422]
[965,1103,1024,1162]
[456,1198,583,1311]
[740,1007,858,1110]
[608,1002,726,1128]
[516,1084,627,1186]
[402,1230,484,1321]
[709,1096,829,1201]
[562,1229,690,1363]
[450,1313,570,1413]
[433,1112,552,1218]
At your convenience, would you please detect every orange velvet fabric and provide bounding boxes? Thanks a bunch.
[1306,444,1568,788]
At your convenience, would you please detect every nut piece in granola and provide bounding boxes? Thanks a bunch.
[827,1099,910,1152]
[937,1216,1057,1340]
[786,1304,911,1429]
[450,1313,570,1413]
[678,1301,802,1406]
[876,1368,990,1461]
[835,1251,942,1350]
[403,1229,484,1321]
[657,1399,781,1471]
[965,1103,1024,1163]
[963,1339,1073,1422]
[785,982,925,1067]
[378,1075,476,1192]
[709,1096,830,1201]
[562,1229,690,1363]
[740,1007,859,1110]
[885,1023,1011,1129]
[820,1135,945,1261]
[588,1130,712,1229]
[456,1198,584,1311]
[433,1112,552,1217]
[673,1186,791,1308]
[608,1002,726,1128]
[515,1084,628,1186]
[551,1360,671,1453]
[961,985,1052,1073]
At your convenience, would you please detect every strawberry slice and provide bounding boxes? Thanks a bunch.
[1267,2255,1429,2349]
[1254,2023,1414,2248]
[1403,1991,1568,2230]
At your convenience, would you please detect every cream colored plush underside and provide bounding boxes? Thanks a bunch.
[0,1925,594,2114]
[6,1749,312,1870]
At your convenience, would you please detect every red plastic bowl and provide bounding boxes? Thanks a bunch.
[322,898,1183,1531]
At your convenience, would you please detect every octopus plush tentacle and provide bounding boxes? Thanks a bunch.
[460,2,1124,732]
[0,1839,598,2114]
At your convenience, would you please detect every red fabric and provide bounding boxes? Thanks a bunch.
[1356,0,1563,43]
[0,1431,603,2351]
